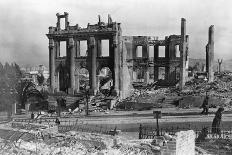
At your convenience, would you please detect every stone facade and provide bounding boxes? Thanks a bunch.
[47,12,189,98]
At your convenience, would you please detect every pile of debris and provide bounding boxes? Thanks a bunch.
[183,76,232,98]
[0,125,174,155]
[115,87,173,110]
[88,93,116,111]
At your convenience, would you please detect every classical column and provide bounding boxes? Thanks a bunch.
[64,12,69,29]
[75,40,80,92]
[143,45,149,83]
[208,25,214,82]
[56,13,60,30]
[75,70,79,93]
[75,40,80,57]
[69,38,75,94]
[142,45,149,58]
[57,72,60,91]
[88,36,97,95]
[97,38,102,57]
[49,39,55,93]
[154,45,159,81]
[206,44,209,73]
[113,35,120,94]
[55,41,60,58]
[180,18,186,89]
[165,66,170,82]
[109,38,114,58]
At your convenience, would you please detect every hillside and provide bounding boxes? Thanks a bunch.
[189,58,232,72]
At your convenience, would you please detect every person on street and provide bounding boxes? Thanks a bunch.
[212,107,224,137]
[55,117,60,125]
[201,95,209,115]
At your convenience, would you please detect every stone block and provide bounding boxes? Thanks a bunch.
[176,130,195,155]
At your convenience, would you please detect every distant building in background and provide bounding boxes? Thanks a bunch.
[21,65,49,85]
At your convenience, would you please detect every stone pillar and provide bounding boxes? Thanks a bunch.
[97,38,102,57]
[165,66,170,83]
[55,74,58,92]
[113,35,120,94]
[206,44,209,73]
[88,36,97,95]
[75,70,79,93]
[55,41,60,58]
[56,13,60,30]
[142,45,149,58]
[69,38,75,94]
[143,45,149,83]
[208,25,214,82]
[75,40,80,57]
[185,35,189,70]
[57,72,60,91]
[64,12,69,29]
[180,18,187,89]
[154,45,159,81]
[49,39,55,93]
[109,38,114,58]
[154,45,159,59]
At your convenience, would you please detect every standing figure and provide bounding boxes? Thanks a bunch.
[201,95,209,115]
[55,117,60,125]
[212,107,224,137]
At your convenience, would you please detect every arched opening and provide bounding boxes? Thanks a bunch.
[79,68,89,91]
[97,67,113,96]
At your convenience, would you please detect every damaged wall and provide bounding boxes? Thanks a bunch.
[47,13,189,99]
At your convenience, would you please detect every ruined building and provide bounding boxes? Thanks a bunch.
[47,12,189,98]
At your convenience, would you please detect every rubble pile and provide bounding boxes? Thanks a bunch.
[183,77,232,98]
[0,128,176,155]
[115,73,232,110]
[115,87,173,110]
[196,139,232,154]
[0,120,182,155]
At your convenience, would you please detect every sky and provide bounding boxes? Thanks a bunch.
[0,0,232,67]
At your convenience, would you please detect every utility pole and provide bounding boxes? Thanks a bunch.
[153,111,162,136]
